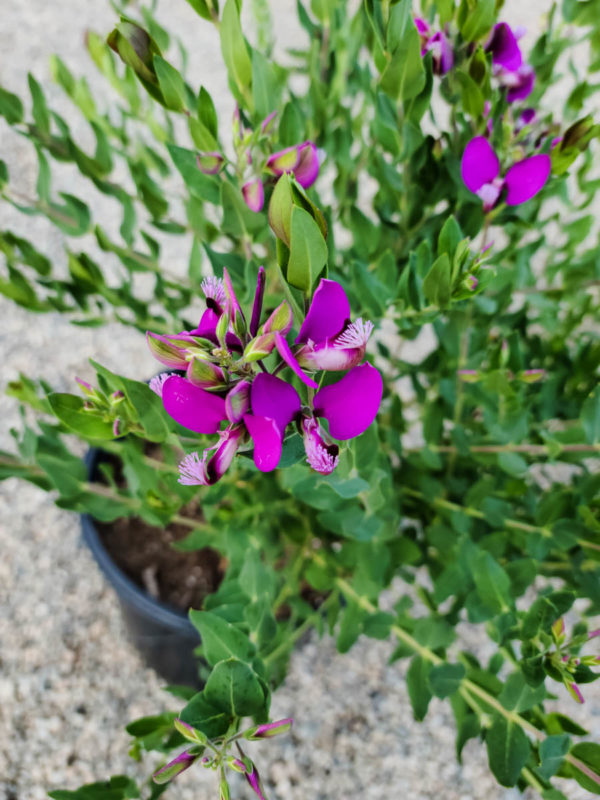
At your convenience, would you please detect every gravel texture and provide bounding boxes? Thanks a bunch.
[0,3,598,800]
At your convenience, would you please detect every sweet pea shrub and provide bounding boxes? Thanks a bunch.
[1,0,600,797]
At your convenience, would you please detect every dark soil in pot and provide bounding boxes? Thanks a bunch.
[82,448,224,687]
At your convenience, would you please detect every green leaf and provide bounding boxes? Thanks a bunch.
[538,734,570,780]
[204,658,267,718]
[0,86,24,124]
[220,0,252,101]
[184,0,216,20]
[454,70,485,117]
[485,715,531,787]
[48,393,114,439]
[198,86,218,138]
[473,551,512,614]
[422,253,451,308]
[252,49,281,120]
[437,215,463,260]
[168,144,220,203]
[582,388,600,444]
[153,56,186,111]
[457,0,495,41]
[406,655,433,721]
[189,610,256,666]
[428,663,466,698]
[568,743,600,794]
[498,672,546,712]
[180,691,232,739]
[28,73,50,133]
[286,205,328,292]
[379,0,425,101]
[498,451,529,477]
[49,776,139,800]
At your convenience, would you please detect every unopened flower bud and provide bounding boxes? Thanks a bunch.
[565,681,585,704]
[75,377,96,398]
[225,380,251,423]
[147,331,189,369]
[197,152,224,175]
[215,311,231,349]
[244,718,293,740]
[464,275,478,291]
[112,418,121,438]
[153,749,198,784]
[519,369,546,383]
[242,177,265,213]
[262,301,293,336]
[187,356,225,389]
[268,173,294,246]
[588,629,600,640]
[457,369,480,383]
[226,756,248,773]
[552,617,565,643]
[174,718,208,745]
[242,332,276,362]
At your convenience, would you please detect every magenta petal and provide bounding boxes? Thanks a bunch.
[274,333,318,389]
[191,308,219,341]
[243,414,283,472]
[266,145,300,175]
[162,376,226,434]
[414,17,430,36]
[487,23,522,71]
[294,142,319,188]
[313,363,383,440]
[250,266,266,337]
[296,279,351,344]
[504,154,550,205]
[461,137,500,193]
[251,373,301,432]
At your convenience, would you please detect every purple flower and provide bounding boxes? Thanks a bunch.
[178,424,246,486]
[153,749,198,784]
[486,23,523,71]
[294,279,374,371]
[301,417,339,475]
[497,63,535,102]
[267,141,320,188]
[242,177,265,213]
[424,31,454,75]
[461,135,550,209]
[414,18,453,75]
[313,363,383,440]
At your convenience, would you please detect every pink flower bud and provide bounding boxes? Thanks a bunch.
[153,749,198,784]
[197,152,223,174]
[457,369,480,383]
[245,718,294,740]
[242,177,265,213]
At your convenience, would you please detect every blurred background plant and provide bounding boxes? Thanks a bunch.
[1,0,600,798]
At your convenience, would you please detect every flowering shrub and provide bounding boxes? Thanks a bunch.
[1,1,600,799]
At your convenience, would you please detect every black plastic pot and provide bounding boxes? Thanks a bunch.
[81,448,202,687]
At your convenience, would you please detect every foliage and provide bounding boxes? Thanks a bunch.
[1,0,600,798]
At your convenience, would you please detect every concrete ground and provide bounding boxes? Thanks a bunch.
[0,2,598,799]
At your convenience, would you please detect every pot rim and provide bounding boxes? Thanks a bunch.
[81,447,198,635]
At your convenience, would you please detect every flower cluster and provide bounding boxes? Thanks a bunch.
[486,22,535,103]
[551,619,600,705]
[153,716,293,800]
[197,109,320,213]
[461,135,550,210]
[414,17,453,75]
[147,271,382,485]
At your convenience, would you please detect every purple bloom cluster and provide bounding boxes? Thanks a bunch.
[414,17,453,75]
[197,109,320,213]
[148,272,382,485]
[486,22,535,102]
[461,135,550,210]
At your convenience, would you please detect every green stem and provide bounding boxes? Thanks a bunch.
[263,593,337,665]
